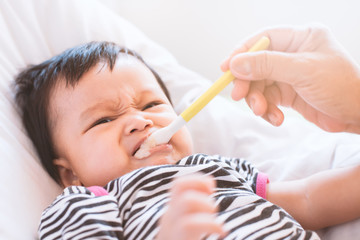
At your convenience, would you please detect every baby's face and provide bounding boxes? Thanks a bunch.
[49,56,193,187]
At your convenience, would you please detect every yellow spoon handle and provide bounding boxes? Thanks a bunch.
[180,36,270,122]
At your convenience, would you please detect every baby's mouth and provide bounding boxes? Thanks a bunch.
[133,136,154,159]
[135,144,173,160]
[133,146,141,157]
[133,133,153,158]
[132,138,145,157]
[133,129,172,159]
[133,143,152,159]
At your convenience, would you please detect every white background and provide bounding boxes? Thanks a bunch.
[102,0,360,81]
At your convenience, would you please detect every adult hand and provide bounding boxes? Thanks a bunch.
[157,174,225,240]
[221,24,360,133]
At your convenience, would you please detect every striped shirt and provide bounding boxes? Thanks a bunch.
[39,154,319,239]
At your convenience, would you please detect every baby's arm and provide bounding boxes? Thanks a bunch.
[266,164,360,230]
[157,174,226,240]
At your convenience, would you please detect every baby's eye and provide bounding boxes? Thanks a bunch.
[142,101,162,111]
[92,118,112,127]
[84,117,115,133]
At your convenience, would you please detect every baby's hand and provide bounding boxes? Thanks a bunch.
[157,174,226,240]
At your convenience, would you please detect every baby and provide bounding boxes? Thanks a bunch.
[15,41,320,239]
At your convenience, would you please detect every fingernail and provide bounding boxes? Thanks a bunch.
[268,113,278,125]
[233,59,251,76]
[221,57,229,68]
[249,98,256,112]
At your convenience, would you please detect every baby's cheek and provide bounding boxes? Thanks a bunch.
[78,140,122,186]
[79,159,123,187]
[153,110,178,126]
[172,127,194,158]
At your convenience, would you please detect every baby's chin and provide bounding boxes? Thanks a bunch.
[84,151,188,187]
[147,150,182,165]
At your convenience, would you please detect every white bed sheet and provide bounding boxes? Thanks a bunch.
[1,0,360,239]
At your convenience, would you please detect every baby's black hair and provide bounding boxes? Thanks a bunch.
[14,41,171,184]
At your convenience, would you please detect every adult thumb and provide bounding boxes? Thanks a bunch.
[229,51,304,84]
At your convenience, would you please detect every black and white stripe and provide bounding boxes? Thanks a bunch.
[39,154,319,239]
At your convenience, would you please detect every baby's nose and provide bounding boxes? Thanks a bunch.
[125,115,153,135]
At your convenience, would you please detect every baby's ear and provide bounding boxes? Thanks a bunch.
[53,158,81,187]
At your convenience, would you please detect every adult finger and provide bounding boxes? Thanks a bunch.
[245,81,267,116]
[229,50,308,85]
[220,24,311,71]
[231,79,250,101]
[262,103,284,127]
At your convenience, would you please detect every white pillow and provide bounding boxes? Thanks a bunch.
[1,0,360,239]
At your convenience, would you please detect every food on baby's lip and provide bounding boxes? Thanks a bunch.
[134,137,157,159]
[134,147,150,159]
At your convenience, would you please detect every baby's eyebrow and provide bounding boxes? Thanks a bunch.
[80,100,123,122]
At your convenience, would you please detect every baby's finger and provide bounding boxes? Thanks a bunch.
[172,174,215,196]
[181,214,226,240]
[175,190,218,215]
